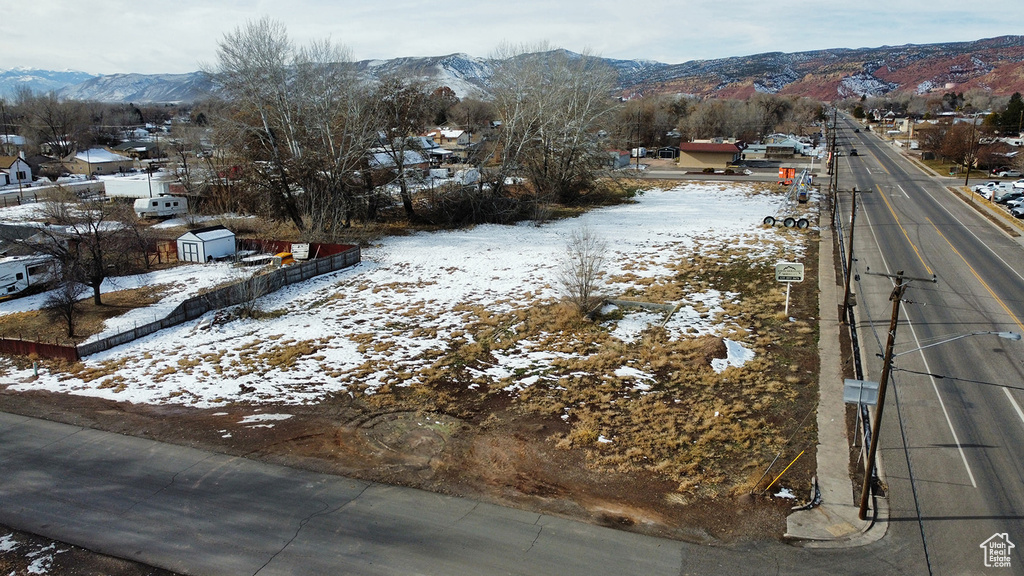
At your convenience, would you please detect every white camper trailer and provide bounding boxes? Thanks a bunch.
[0,255,54,299]
[134,196,188,218]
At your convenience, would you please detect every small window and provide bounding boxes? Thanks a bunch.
[15,273,23,280]
[6,286,14,293]
[152,201,158,207]
[27,264,48,276]
[172,202,179,207]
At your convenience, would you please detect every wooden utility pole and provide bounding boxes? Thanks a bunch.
[859,271,906,520]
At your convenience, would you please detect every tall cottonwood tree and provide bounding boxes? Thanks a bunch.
[370,76,431,220]
[211,17,307,231]
[211,19,379,236]
[489,44,617,207]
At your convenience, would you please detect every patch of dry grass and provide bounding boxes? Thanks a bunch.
[0,285,170,345]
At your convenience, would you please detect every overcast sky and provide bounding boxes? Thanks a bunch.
[4,0,1021,75]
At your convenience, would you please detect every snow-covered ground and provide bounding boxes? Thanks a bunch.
[0,183,810,407]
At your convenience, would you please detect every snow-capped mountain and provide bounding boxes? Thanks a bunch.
[3,35,1023,104]
[0,68,97,98]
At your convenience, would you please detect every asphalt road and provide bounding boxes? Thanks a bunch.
[0,409,925,575]
[836,117,1024,575]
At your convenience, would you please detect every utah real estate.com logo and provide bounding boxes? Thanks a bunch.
[980,533,1015,568]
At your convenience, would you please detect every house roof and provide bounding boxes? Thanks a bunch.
[679,143,741,154]
[369,150,429,168]
[74,148,131,164]
[0,156,27,170]
[178,224,235,242]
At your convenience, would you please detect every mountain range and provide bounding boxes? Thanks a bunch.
[3,36,1023,104]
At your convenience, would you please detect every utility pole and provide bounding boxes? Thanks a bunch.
[859,271,906,520]
[841,187,858,324]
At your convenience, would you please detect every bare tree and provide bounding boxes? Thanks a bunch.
[14,88,90,158]
[210,17,306,231]
[489,44,618,208]
[558,225,608,315]
[24,189,145,305]
[43,279,88,338]
[370,76,431,220]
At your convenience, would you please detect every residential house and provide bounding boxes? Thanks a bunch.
[0,155,32,187]
[66,148,134,176]
[677,143,742,169]
[426,128,478,161]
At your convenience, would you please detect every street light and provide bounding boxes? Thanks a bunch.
[859,325,1021,520]
[892,331,1021,357]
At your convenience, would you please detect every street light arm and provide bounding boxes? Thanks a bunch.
[892,331,1021,357]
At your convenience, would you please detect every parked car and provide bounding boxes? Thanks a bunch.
[1011,204,1024,218]
[1006,197,1024,209]
[1013,179,1024,190]
[998,170,1022,178]
[995,189,1023,204]
[972,181,1001,193]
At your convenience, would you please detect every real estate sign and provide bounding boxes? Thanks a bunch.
[775,262,804,283]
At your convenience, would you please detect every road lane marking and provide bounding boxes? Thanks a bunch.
[859,196,977,487]
[879,185,934,275]
[897,185,908,198]
[1005,388,1024,427]
[904,320,979,488]
[928,219,1024,332]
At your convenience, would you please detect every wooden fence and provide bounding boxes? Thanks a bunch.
[0,337,79,362]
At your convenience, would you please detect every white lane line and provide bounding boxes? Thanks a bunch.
[1004,387,1024,427]
[859,185,979,487]
[906,320,979,488]
[897,185,909,198]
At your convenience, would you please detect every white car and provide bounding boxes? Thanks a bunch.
[1013,179,1024,190]
[998,170,1022,178]
[973,181,1001,193]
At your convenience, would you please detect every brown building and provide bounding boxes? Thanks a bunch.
[677,143,742,169]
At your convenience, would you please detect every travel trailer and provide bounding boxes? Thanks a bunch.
[0,255,54,299]
[134,196,188,218]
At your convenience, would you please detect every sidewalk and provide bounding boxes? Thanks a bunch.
[783,207,886,547]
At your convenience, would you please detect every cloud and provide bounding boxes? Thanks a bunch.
[5,0,1023,74]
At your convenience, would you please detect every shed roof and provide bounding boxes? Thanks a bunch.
[178,225,235,242]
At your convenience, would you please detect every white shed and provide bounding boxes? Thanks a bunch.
[176,225,236,263]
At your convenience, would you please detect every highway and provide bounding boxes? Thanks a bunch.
[836,116,1024,575]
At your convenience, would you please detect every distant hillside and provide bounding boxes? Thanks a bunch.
[3,35,1023,104]
[0,68,97,98]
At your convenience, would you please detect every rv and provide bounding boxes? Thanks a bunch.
[0,255,54,299]
[134,195,188,218]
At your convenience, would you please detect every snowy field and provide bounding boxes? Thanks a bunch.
[0,183,809,408]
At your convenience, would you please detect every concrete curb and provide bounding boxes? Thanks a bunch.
[784,199,888,547]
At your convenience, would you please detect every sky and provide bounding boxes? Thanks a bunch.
[2,1,1022,75]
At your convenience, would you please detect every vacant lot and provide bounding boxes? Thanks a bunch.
[0,182,819,542]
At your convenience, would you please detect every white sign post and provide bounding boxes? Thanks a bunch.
[775,262,805,316]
